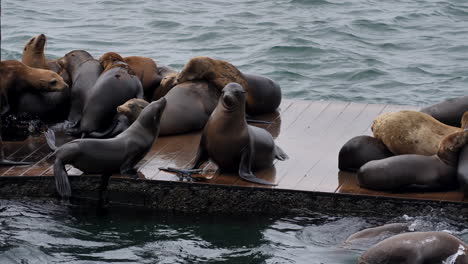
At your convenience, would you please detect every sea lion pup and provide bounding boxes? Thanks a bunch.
[357,129,468,191]
[338,136,394,172]
[88,98,149,138]
[79,63,143,136]
[99,52,159,101]
[45,98,167,199]
[57,50,103,129]
[176,56,281,115]
[358,232,468,264]
[188,82,288,185]
[21,34,71,85]
[421,95,468,127]
[372,110,461,156]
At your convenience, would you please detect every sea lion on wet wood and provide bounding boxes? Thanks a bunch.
[176,56,281,115]
[189,82,288,185]
[358,232,468,264]
[45,98,167,199]
[421,95,468,127]
[372,110,461,156]
[99,52,160,101]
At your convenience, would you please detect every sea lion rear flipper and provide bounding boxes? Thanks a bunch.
[275,145,289,161]
[239,145,276,186]
[44,129,58,151]
[0,159,33,166]
[88,117,120,138]
[54,159,71,199]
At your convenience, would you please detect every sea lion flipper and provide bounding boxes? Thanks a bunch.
[54,159,71,199]
[120,155,139,179]
[0,160,33,166]
[239,145,276,186]
[190,139,209,169]
[44,129,58,151]
[274,145,289,161]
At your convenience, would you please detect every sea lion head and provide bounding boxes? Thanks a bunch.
[99,52,125,70]
[136,97,167,133]
[220,82,246,112]
[23,34,46,54]
[177,56,214,83]
[160,72,178,90]
[35,69,69,91]
[437,130,468,167]
[58,50,95,72]
[117,98,149,123]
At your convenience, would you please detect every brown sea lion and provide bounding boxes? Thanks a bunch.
[358,232,468,264]
[372,110,461,156]
[153,72,178,99]
[57,50,103,129]
[358,128,468,191]
[189,82,288,185]
[421,95,468,127]
[21,34,70,85]
[99,52,159,101]
[176,56,281,115]
[45,98,167,199]
[338,135,394,172]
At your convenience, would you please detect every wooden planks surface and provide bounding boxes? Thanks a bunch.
[1,99,467,203]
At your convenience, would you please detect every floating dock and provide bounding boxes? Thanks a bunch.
[0,100,466,214]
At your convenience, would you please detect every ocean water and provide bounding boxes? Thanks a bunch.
[1,0,467,106]
[1,1,468,263]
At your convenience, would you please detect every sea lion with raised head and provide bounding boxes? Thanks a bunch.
[358,232,468,264]
[176,56,281,115]
[99,52,160,101]
[45,98,167,199]
[189,82,288,185]
[421,95,468,127]
[338,135,394,172]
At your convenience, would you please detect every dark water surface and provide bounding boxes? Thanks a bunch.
[1,0,467,105]
[0,199,467,264]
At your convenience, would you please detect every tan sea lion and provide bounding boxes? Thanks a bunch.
[176,56,281,115]
[188,82,288,185]
[358,232,468,264]
[372,110,461,156]
[153,72,178,99]
[99,52,159,101]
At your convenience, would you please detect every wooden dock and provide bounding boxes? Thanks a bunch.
[1,99,467,204]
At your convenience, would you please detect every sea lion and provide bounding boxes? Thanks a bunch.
[79,64,143,136]
[338,136,394,172]
[99,52,159,101]
[189,82,288,185]
[45,98,167,199]
[21,34,71,85]
[57,50,103,128]
[153,72,178,100]
[357,129,468,191]
[459,145,468,195]
[176,56,281,115]
[421,95,468,127]
[372,110,461,156]
[358,232,468,264]
[343,223,410,245]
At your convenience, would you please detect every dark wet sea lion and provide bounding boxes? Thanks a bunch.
[57,50,103,127]
[343,223,409,245]
[338,135,393,172]
[79,64,143,136]
[46,98,167,199]
[421,95,468,127]
[99,52,160,101]
[189,82,288,185]
[358,232,468,264]
[176,56,281,115]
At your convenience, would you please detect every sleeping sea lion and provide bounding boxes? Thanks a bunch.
[421,95,468,127]
[45,98,167,199]
[99,52,160,101]
[372,110,461,156]
[57,50,103,128]
[338,135,394,172]
[189,82,288,185]
[358,232,468,264]
[176,56,281,115]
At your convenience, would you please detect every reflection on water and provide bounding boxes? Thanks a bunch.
[0,199,466,264]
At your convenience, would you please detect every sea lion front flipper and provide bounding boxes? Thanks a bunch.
[98,173,111,208]
[54,159,71,199]
[274,145,289,161]
[190,138,209,169]
[120,155,139,179]
[239,144,276,186]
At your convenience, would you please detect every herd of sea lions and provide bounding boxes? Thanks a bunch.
[1,34,467,262]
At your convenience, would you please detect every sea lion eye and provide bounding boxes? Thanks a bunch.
[49,79,58,86]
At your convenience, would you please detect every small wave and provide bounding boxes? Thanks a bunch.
[269,46,324,56]
[146,20,182,29]
[351,19,399,32]
[348,69,387,81]
[290,0,342,5]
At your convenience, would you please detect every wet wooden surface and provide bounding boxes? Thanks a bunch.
[1,99,467,203]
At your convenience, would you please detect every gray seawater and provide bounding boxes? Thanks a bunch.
[1,1,468,263]
[1,0,467,105]
[0,199,467,264]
